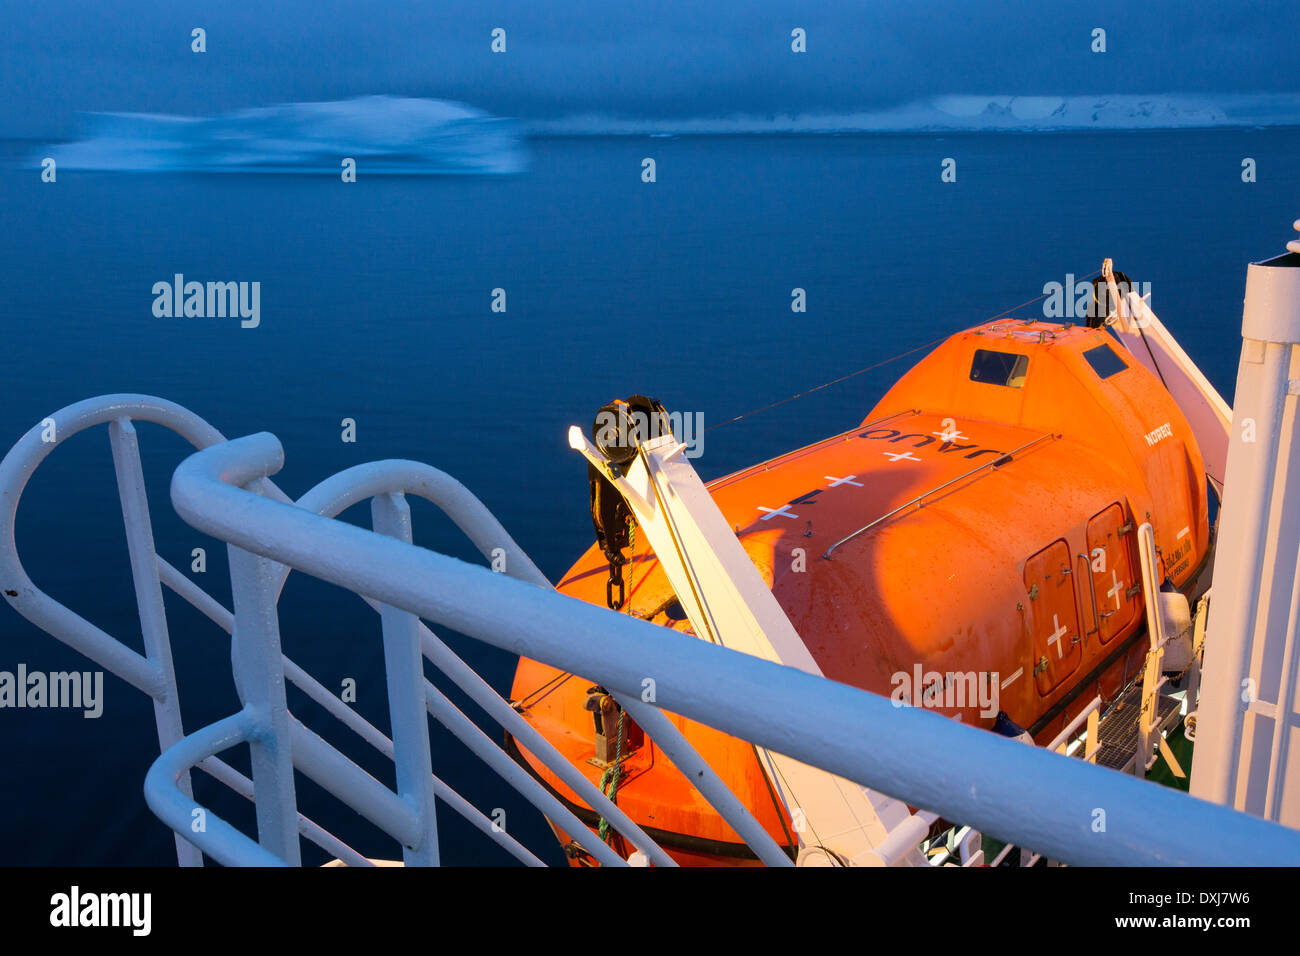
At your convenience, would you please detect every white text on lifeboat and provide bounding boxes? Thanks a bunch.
[1144,423,1173,447]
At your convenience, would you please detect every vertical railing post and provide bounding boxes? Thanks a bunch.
[228,542,302,865]
[1136,523,1166,778]
[371,493,440,865]
[1183,591,1210,736]
[107,418,202,866]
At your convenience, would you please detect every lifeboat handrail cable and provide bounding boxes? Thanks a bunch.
[822,432,1059,559]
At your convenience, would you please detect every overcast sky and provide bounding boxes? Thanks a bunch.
[3,0,1297,136]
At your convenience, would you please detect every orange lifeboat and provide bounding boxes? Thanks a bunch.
[507,318,1211,865]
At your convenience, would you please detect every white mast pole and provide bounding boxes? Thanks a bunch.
[1191,221,1300,825]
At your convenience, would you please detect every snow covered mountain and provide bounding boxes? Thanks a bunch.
[528,94,1300,135]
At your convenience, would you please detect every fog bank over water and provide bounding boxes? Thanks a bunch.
[3,0,1299,138]
[529,94,1300,134]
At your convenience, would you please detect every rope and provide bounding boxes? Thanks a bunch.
[514,670,573,708]
[597,709,627,844]
[705,271,1102,435]
[621,518,641,601]
[752,743,798,854]
[1135,321,1172,390]
[704,337,947,432]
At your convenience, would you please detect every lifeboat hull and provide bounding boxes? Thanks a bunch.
[509,319,1211,865]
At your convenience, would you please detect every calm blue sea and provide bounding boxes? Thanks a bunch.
[0,130,1296,864]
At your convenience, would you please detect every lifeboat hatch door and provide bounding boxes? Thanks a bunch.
[1025,539,1083,696]
[1086,504,1140,644]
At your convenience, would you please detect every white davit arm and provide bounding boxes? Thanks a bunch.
[1102,259,1231,496]
[569,426,928,866]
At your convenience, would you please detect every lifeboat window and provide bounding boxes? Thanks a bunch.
[969,349,1029,388]
[1083,343,1129,379]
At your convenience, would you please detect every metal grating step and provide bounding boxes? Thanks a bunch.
[1094,686,1182,772]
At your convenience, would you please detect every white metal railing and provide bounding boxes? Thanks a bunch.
[8,396,1300,866]
[1050,695,1104,761]
[290,460,788,865]
[1,395,238,867]
[150,446,798,868]
[161,428,1300,865]
[0,397,546,865]
[0,396,782,866]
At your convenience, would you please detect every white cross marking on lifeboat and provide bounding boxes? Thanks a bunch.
[757,505,798,521]
[1000,668,1023,690]
[825,475,863,488]
[1107,569,1125,609]
[933,429,969,442]
[1047,615,1068,659]
[883,451,922,463]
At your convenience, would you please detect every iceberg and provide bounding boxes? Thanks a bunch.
[43,96,528,174]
